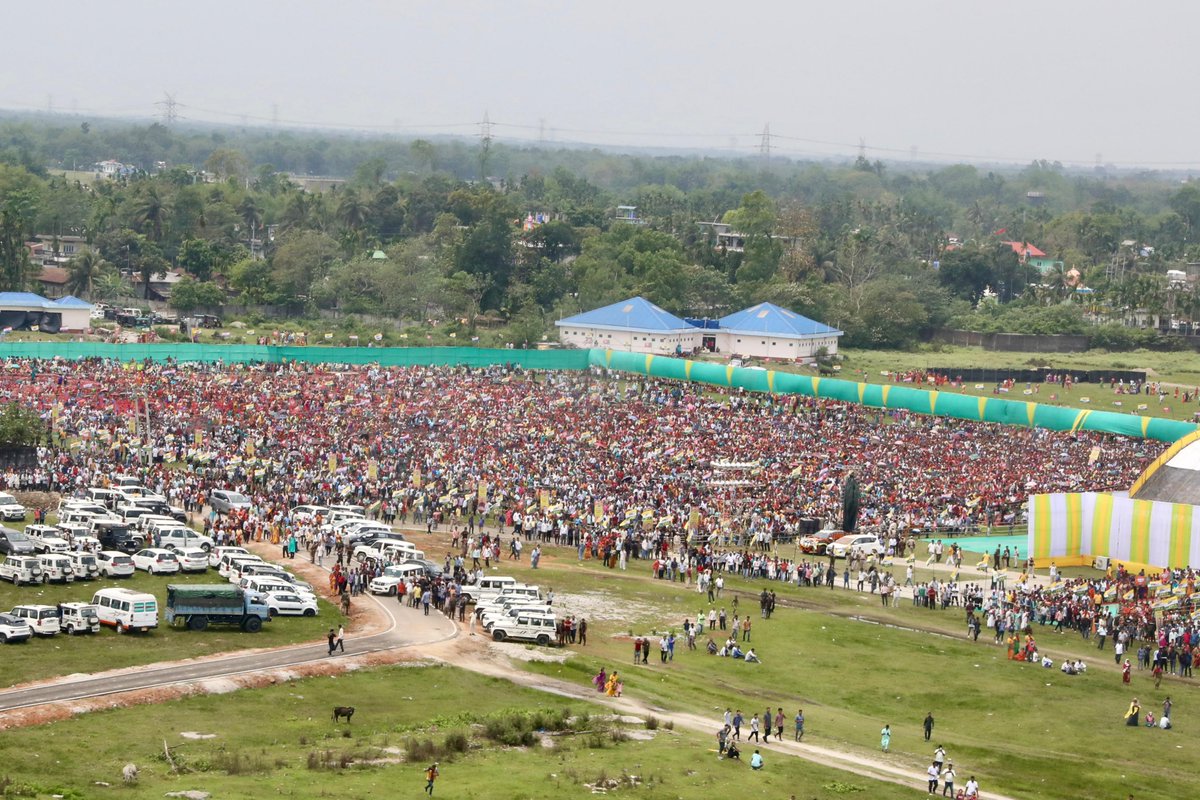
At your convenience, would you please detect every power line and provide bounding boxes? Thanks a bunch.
[759,123,772,166]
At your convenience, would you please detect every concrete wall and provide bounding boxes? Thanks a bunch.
[558,325,701,354]
[717,331,840,360]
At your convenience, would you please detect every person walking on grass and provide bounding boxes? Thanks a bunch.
[927,762,940,794]
[794,708,805,741]
[941,762,956,797]
[748,713,760,742]
[923,711,934,741]
[880,724,891,752]
[424,762,439,795]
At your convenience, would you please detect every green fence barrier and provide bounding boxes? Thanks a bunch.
[0,343,590,370]
[589,349,1198,444]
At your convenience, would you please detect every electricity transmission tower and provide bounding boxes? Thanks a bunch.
[155,92,178,125]
[478,111,493,181]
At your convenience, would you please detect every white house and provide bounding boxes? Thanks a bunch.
[556,296,701,354]
[716,302,841,361]
[0,292,94,334]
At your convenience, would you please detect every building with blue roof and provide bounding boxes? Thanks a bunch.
[0,291,94,333]
[716,302,841,360]
[555,296,702,354]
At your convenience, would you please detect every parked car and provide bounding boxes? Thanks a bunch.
[0,528,35,556]
[38,554,76,583]
[175,547,209,573]
[262,590,319,617]
[830,533,884,559]
[92,588,158,633]
[158,528,214,552]
[209,545,249,568]
[67,551,100,580]
[95,550,135,578]
[10,604,60,636]
[0,612,32,643]
[209,489,251,514]
[489,611,557,645]
[24,525,71,554]
[0,492,28,521]
[798,529,848,555]
[0,555,43,585]
[290,504,330,521]
[57,602,101,634]
[131,548,181,575]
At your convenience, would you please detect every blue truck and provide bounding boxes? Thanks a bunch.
[165,584,271,632]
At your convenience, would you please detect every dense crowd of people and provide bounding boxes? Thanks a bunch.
[0,358,1162,548]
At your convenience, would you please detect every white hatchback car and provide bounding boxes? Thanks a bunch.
[96,550,135,578]
[830,533,884,559]
[131,548,180,575]
[263,590,319,617]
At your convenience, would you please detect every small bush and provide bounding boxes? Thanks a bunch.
[663,720,675,731]
[405,737,439,763]
[644,716,659,730]
[443,731,469,754]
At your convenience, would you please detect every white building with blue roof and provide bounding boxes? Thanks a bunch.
[0,292,94,333]
[555,296,702,354]
[716,302,841,361]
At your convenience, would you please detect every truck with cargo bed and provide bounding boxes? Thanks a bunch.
[164,584,271,632]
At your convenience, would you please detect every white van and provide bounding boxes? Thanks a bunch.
[38,554,76,583]
[489,610,557,645]
[92,588,158,633]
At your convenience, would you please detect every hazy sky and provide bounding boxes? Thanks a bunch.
[3,0,1196,166]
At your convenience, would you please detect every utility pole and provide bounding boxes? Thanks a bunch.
[858,137,867,161]
[759,123,772,167]
[155,92,178,126]
[478,111,493,182]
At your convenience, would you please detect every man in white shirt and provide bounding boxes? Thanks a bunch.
[940,763,956,796]
[926,763,940,794]
[964,776,979,798]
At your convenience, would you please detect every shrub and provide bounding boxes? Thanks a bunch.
[443,731,469,754]
[644,716,659,730]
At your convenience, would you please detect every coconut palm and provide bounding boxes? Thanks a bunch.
[133,186,171,243]
[91,270,130,302]
[65,249,111,298]
[337,189,371,232]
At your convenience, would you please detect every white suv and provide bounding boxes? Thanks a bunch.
[10,604,60,636]
[158,528,214,552]
[25,525,70,554]
[0,555,43,585]
[0,612,32,644]
[0,493,27,521]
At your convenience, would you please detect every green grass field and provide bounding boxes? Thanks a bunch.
[0,664,907,800]
[0,566,332,687]
[471,545,1196,800]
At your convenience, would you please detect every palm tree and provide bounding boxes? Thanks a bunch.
[133,186,171,243]
[92,270,130,302]
[237,197,263,232]
[65,249,111,298]
[337,189,370,232]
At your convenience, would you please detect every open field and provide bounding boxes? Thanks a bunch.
[0,664,906,800]
[439,540,1197,800]
[0,567,332,687]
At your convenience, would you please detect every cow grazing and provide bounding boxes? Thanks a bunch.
[332,706,355,723]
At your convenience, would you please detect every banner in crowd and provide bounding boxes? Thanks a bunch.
[590,350,1196,444]
[1028,491,1200,569]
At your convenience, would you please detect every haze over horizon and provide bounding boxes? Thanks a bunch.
[3,0,1195,168]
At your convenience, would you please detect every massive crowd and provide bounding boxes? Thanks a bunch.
[0,358,1164,548]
